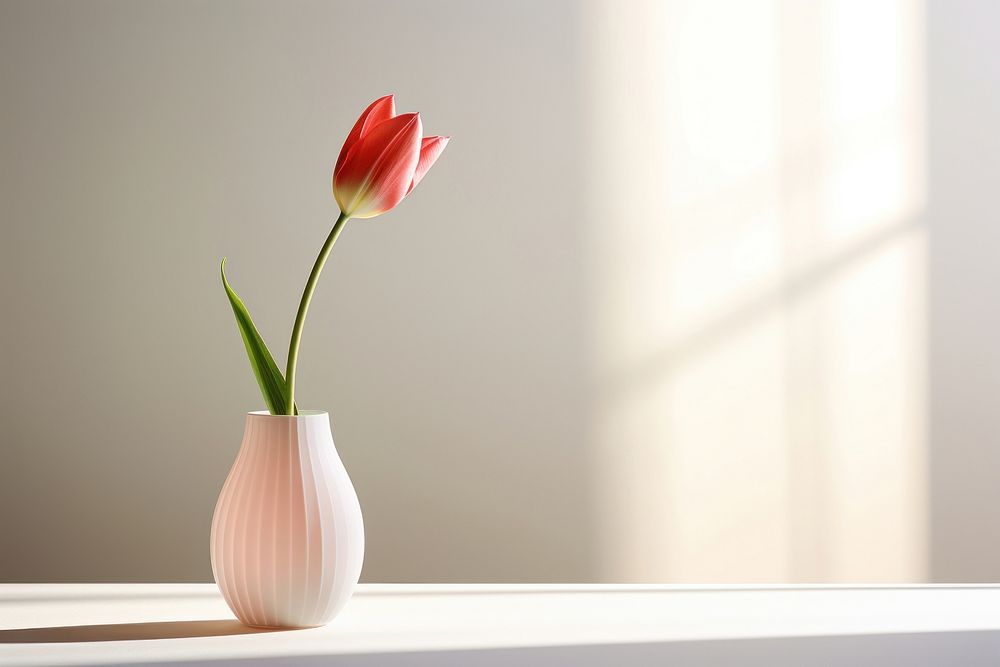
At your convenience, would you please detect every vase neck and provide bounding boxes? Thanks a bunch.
[241,411,336,455]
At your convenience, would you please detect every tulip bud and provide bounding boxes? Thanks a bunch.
[333,95,449,219]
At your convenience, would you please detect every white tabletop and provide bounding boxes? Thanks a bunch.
[2,584,1000,666]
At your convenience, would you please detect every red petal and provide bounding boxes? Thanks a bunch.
[334,113,422,218]
[407,136,450,195]
[334,95,395,176]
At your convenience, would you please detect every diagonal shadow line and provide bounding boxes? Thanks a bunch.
[601,216,924,400]
[0,620,290,643]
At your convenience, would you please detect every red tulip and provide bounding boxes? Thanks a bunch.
[333,95,449,219]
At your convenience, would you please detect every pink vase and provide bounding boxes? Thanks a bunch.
[210,410,364,628]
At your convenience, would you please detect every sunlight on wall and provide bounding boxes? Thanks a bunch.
[584,0,926,581]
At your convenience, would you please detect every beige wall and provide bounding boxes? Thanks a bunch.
[2,0,998,583]
[927,0,1000,581]
[1,0,595,582]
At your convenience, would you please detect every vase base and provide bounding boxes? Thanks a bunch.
[241,621,327,630]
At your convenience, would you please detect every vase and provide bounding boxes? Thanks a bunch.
[210,410,364,628]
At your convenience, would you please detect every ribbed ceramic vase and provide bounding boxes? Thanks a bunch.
[211,410,364,628]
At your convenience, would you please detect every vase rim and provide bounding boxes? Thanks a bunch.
[247,410,329,419]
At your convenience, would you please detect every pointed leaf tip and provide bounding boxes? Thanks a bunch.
[220,259,296,415]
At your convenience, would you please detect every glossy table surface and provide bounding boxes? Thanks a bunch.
[3,584,1000,665]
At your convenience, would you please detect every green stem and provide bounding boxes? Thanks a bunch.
[285,211,350,414]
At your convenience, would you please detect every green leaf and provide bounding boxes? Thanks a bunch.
[220,258,295,415]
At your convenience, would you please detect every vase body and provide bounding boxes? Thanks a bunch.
[211,411,364,628]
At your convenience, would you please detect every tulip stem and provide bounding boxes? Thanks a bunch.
[284,211,350,414]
